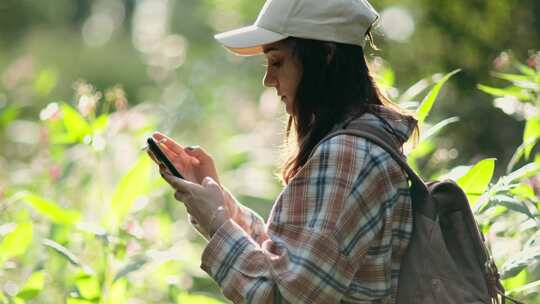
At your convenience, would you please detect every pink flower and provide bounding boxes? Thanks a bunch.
[125,220,144,239]
[527,52,539,70]
[493,51,511,71]
[77,95,98,117]
[126,239,141,256]
[39,102,61,121]
[48,164,62,181]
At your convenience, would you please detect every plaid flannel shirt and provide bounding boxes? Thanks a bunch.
[201,109,414,303]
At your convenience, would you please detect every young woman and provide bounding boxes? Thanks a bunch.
[149,0,418,302]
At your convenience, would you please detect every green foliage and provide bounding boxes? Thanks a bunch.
[0,222,32,264]
[501,246,540,279]
[394,60,540,300]
[0,1,539,300]
[75,273,101,301]
[457,158,496,206]
[15,271,46,300]
[524,117,540,159]
[107,155,153,229]
[416,69,461,124]
[42,239,94,275]
[475,61,540,300]
[113,256,150,283]
[18,192,81,226]
[59,103,93,144]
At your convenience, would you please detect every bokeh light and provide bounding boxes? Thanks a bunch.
[380,6,415,42]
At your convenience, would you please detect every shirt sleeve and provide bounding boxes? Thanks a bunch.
[222,187,269,245]
[200,135,401,303]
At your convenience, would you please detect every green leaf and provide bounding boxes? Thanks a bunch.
[500,246,540,279]
[107,155,152,229]
[507,279,540,295]
[406,140,435,174]
[33,69,58,97]
[0,223,16,237]
[510,184,539,203]
[441,165,472,181]
[113,256,150,283]
[372,60,395,88]
[61,103,91,143]
[75,274,100,301]
[380,65,395,88]
[407,140,435,159]
[503,268,528,293]
[506,161,540,183]
[420,116,460,143]
[19,192,81,226]
[66,298,95,304]
[477,84,531,100]
[15,271,45,300]
[493,72,533,83]
[91,114,109,133]
[523,117,540,159]
[398,77,431,104]
[490,195,535,220]
[12,298,24,304]
[416,69,461,123]
[506,142,526,173]
[42,239,94,274]
[104,279,127,304]
[514,62,537,78]
[0,222,32,263]
[457,158,496,206]
[0,105,20,129]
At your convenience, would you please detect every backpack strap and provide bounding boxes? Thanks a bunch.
[314,122,430,211]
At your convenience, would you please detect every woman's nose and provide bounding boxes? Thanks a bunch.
[263,70,277,88]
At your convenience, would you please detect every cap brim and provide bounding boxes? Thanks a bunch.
[214,25,288,56]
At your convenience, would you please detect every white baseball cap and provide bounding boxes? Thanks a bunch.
[214,0,379,56]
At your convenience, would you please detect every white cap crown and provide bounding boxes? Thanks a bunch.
[215,0,379,56]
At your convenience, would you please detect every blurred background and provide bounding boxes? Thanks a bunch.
[0,0,539,303]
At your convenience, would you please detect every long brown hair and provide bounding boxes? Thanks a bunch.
[280,37,418,184]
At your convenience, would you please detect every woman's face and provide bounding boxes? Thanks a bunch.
[262,41,302,115]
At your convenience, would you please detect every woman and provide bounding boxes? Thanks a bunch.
[149,0,418,302]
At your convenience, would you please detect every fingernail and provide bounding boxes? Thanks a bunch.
[186,145,199,151]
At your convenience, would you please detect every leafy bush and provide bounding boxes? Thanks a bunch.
[1,55,539,302]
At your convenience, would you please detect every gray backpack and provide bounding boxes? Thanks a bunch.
[318,122,522,304]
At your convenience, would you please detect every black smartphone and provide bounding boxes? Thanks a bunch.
[146,137,184,179]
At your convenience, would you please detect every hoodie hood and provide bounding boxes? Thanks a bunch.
[334,105,417,146]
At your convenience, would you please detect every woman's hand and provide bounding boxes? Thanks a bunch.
[160,169,231,238]
[149,132,220,186]
[147,132,240,236]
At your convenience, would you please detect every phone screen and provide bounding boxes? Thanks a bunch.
[146,137,184,179]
